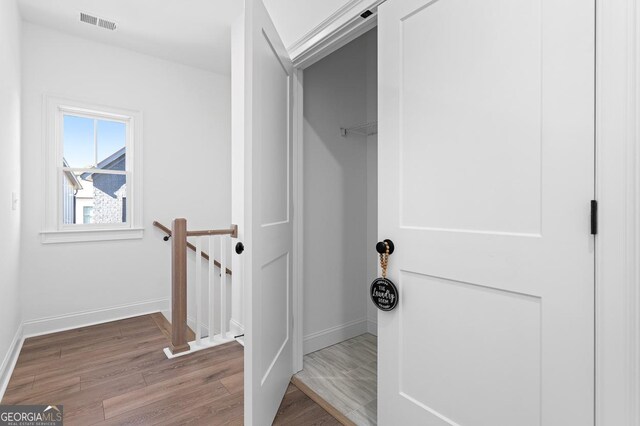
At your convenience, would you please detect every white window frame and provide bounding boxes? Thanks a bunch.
[42,96,143,243]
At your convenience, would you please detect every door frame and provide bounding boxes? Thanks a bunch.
[289,0,640,424]
[594,0,640,424]
[291,0,386,373]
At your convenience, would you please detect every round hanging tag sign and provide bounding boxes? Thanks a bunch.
[370,278,399,311]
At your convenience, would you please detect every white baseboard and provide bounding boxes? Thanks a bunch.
[230,319,244,337]
[303,318,368,355]
[22,298,169,338]
[367,320,377,336]
[186,316,206,337]
[0,325,24,401]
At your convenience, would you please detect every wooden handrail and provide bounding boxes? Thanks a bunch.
[187,224,238,238]
[153,221,232,276]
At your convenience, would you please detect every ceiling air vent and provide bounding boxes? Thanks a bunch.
[80,12,98,26]
[79,12,117,31]
[98,18,117,31]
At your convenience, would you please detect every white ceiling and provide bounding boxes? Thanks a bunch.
[18,0,243,75]
[18,0,355,74]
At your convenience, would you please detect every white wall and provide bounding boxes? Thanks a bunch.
[302,30,376,353]
[0,0,23,392]
[20,23,231,332]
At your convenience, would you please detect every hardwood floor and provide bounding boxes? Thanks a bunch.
[294,334,377,426]
[1,314,339,425]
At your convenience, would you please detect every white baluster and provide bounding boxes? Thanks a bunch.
[220,235,228,339]
[195,236,202,343]
[208,235,216,343]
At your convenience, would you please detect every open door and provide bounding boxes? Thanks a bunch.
[232,0,293,425]
[378,0,595,425]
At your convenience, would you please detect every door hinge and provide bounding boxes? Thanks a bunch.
[590,200,598,235]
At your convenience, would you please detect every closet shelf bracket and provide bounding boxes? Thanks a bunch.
[340,121,378,137]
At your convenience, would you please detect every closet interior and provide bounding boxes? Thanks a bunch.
[294,28,378,426]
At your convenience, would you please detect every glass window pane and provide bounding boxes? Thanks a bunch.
[63,115,95,168]
[61,171,127,225]
[83,206,94,224]
[97,120,126,166]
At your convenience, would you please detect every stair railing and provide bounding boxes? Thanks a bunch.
[155,218,238,356]
[153,221,232,275]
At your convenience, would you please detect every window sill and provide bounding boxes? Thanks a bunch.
[40,227,144,244]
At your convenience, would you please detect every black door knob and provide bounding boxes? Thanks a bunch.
[376,239,395,255]
[235,242,245,254]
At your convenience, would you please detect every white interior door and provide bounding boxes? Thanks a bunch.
[378,0,595,425]
[232,0,294,424]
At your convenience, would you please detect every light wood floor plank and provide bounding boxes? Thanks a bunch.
[294,333,378,425]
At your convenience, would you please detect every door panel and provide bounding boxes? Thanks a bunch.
[400,0,542,235]
[379,0,594,424]
[259,28,290,226]
[260,252,289,380]
[233,0,294,424]
[399,273,541,425]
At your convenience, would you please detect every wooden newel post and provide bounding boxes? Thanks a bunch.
[170,218,190,354]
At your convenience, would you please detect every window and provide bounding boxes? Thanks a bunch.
[43,97,143,243]
[83,206,94,224]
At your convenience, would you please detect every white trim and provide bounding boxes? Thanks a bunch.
[0,325,24,401]
[21,298,168,337]
[287,0,362,53]
[55,105,132,122]
[292,68,304,373]
[293,16,377,70]
[230,318,245,337]
[596,0,640,424]
[42,95,143,243]
[163,335,236,359]
[40,227,144,244]
[289,0,385,68]
[303,319,368,355]
[367,320,378,336]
